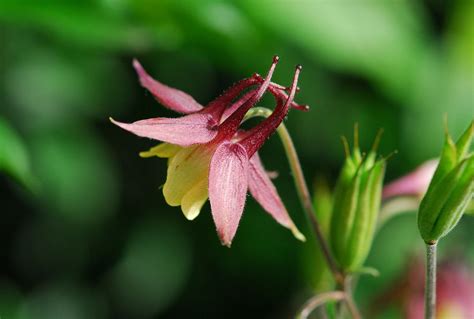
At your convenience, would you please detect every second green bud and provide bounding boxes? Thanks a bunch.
[330,127,386,272]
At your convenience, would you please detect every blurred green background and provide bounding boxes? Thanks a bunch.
[0,1,473,318]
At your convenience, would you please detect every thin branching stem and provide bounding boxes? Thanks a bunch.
[342,277,362,319]
[245,108,363,319]
[281,121,367,318]
[277,121,345,283]
[244,107,343,284]
[297,291,346,319]
[276,121,364,319]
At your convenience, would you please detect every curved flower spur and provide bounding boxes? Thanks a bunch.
[111,56,307,246]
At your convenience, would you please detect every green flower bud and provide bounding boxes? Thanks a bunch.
[418,121,474,244]
[330,127,386,272]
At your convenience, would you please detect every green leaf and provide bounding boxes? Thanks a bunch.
[4,47,130,127]
[465,201,474,216]
[0,0,142,50]
[0,117,36,189]
[239,0,425,98]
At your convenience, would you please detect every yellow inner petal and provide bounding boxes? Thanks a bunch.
[139,143,182,158]
[290,224,306,242]
[181,178,209,220]
[163,145,212,206]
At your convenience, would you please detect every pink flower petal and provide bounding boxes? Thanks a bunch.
[383,159,438,199]
[209,142,249,247]
[248,154,288,224]
[248,153,305,241]
[110,113,218,146]
[133,59,204,114]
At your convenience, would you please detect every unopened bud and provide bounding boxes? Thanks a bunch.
[330,128,386,272]
[418,121,474,244]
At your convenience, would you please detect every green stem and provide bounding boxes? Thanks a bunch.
[425,242,437,319]
[244,107,344,285]
[245,108,364,318]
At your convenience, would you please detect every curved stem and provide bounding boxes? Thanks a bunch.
[245,108,364,318]
[377,196,420,228]
[425,242,437,319]
[278,119,346,284]
[244,107,344,285]
[297,291,346,319]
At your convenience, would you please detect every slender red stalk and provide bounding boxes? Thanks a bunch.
[215,56,280,141]
[240,65,301,157]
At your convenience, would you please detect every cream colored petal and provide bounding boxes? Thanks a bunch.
[139,143,182,158]
[290,226,306,242]
[163,146,212,206]
[181,179,208,220]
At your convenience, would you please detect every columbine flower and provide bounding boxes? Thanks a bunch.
[382,159,438,199]
[111,57,306,246]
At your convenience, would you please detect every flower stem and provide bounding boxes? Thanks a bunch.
[244,107,343,284]
[276,119,345,285]
[425,242,437,319]
[245,108,362,318]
